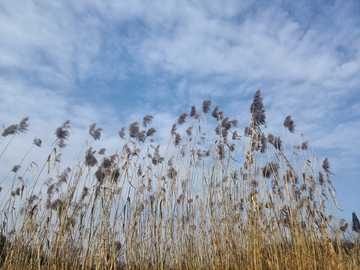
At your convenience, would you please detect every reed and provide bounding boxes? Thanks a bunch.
[0,91,358,269]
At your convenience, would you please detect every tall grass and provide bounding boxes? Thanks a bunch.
[0,91,359,269]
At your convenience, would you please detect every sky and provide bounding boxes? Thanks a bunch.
[0,0,359,224]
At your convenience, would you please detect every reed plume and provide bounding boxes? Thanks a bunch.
[0,90,357,270]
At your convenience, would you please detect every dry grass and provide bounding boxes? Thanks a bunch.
[0,91,359,269]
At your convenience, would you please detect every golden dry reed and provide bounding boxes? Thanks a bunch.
[0,91,359,269]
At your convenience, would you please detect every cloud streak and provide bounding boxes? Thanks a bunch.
[0,0,359,221]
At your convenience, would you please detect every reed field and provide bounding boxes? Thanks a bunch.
[0,90,359,269]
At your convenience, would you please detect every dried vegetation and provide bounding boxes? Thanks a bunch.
[0,91,359,269]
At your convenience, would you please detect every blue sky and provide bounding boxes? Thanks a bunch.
[0,0,359,223]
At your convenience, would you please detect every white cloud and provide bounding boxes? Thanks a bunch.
[0,0,359,220]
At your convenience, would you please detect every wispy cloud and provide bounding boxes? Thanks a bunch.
[0,0,359,220]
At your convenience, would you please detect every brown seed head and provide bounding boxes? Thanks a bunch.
[129,122,139,138]
[202,100,211,113]
[12,165,20,173]
[1,124,18,137]
[301,141,308,150]
[143,115,154,128]
[178,113,188,125]
[146,127,156,137]
[283,115,296,133]
[190,106,200,119]
[89,123,102,141]
[18,117,29,133]
[119,127,126,139]
[33,137,42,147]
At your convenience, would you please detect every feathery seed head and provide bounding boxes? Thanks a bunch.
[250,90,266,128]
[55,120,70,148]
[119,127,126,139]
[2,124,18,137]
[283,115,296,133]
[202,100,211,113]
[146,127,156,137]
[178,113,188,125]
[322,158,331,174]
[129,122,139,138]
[89,123,102,141]
[18,117,29,133]
[352,212,360,232]
[171,124,177,135]
[33,137,42,147]
[301,141,308,150]
[190,106,200,119]
[143,115,154,128]
[186,126,194,136]
[85,147,97,167]
[12,165,20,173]
[174,133,181,146]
